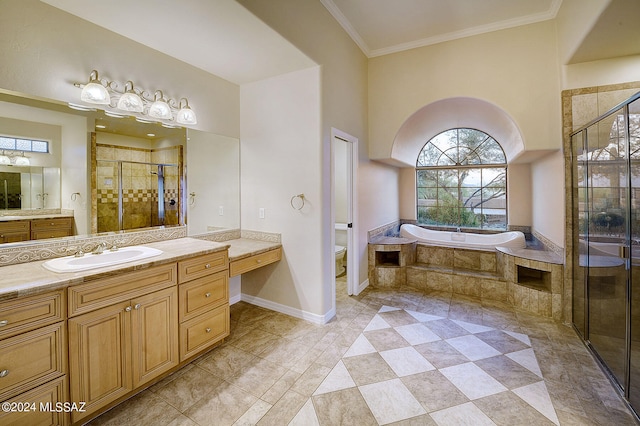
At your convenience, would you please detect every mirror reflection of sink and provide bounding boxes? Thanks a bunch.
[43,246,162,273]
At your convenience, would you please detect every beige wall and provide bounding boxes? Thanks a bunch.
[240,67,325,318]
[369,20,563,160]
[240,0,381,316]
[562,56,640,90]
[555,0,612,65]
[532,151,565,247]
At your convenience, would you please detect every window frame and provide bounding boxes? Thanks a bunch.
[415,128,508,230]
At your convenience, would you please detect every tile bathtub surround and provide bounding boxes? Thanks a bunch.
[87,284,637,425]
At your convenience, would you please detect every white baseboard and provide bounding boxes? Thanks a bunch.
[229,293,242,305]
[357,278,369,295]
[240,293,335,325]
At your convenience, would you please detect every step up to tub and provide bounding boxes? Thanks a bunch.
[406,263,507,303]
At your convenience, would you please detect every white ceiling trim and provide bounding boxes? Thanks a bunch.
[322,0,564,58]
[319,0,372,56]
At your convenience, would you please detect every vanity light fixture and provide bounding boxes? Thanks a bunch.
[176,98,197,125]
[0,151,10,165]
[148,90,172,120]
[116,81,144,113]
[71,69,198,127]
[14,153,30,166]
[80,70,111,105]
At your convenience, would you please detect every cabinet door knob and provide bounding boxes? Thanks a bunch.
[205,292,211,298]
[0,369,9,378]
[0,320,8,327]
[205,263,211,269]
[125,306,132,312]
[134,304,141,310]
[205,328,211,333]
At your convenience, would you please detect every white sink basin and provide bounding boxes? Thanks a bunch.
[43,246,163,273]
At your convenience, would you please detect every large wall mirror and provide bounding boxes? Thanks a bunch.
[0,90,240,246]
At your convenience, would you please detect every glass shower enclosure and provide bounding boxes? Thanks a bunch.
[572,91,640,413]
[96,159,181,233]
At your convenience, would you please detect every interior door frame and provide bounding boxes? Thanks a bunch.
[330,127,358,296]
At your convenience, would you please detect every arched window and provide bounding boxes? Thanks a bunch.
[416,128,507,229]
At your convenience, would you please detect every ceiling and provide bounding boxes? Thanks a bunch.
[321,0,562,57]
[42,0,640,85]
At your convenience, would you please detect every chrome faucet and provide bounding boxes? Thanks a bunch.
[93,242,108,254]
[456,227,461,233]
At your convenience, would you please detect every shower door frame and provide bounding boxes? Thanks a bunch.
[571,91,640,412]
[98,159,180,233]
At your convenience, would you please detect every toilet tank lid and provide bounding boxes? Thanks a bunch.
[335,245,345,252]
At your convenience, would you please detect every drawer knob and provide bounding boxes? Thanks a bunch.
[134,304,141,310]
[0,320,8,327]
[205,292,211,298]
[50,222,55,226]
[205,263,211,269]
[257,259,262,263]
[206,328,211,333]
[125,306,132,312]
[0,369,9,378]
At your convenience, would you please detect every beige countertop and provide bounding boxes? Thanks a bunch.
[0,237,229,301]
[226,238,282,262]
[0,213,74,222]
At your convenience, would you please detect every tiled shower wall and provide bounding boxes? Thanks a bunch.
[96,144,181,233]
[562,80,640,324]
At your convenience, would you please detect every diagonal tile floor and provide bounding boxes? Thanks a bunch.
[89,280,639,426]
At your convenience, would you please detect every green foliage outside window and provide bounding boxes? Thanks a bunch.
[416,128,507,229]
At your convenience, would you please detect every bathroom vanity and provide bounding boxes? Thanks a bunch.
[0,238,230,425]
[0,213,74,243]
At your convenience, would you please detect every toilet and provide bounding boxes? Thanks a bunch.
[335,245,346,277]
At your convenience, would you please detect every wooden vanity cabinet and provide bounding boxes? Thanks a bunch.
[178,251,230,361]
[0,290,68,425]
[67,265,179,423]
[31,217,73,240]
[0,220,30,244]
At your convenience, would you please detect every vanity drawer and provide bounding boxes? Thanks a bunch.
[178,251,228,283]
[179,270,228,322]
[0,221,30,244]
[0,220,30,233]
[0,376,68,426]
[230,247,282,277]
[30,217,73,231]
[31,218,73,240]
[68,264,177,317]
[179,304,229,361]
[0,322,66,402]
[0,291,65,340]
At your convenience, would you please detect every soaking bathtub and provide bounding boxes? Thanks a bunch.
[400,224,526,250]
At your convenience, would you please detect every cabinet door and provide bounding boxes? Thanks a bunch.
[130,287,179,388]
[68,301,132,423]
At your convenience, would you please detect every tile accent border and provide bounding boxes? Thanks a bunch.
[368,220,404,241]
[0,225,187,267]
[531,230,564,258]
[240,230,282,243]
[192,228,242,242]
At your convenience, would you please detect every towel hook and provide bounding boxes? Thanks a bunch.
[290,193,305,210]
[189,192,196,206]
